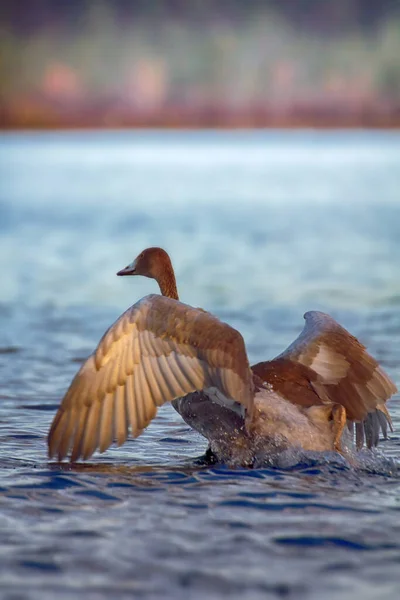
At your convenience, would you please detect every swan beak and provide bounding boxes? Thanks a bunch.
[117,260,137,276]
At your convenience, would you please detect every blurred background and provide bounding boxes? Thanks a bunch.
[1,0,400,129]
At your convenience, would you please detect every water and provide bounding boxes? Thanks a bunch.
[0,130,400,599]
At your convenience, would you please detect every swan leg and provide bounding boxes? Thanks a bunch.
[332,404,347,453]
[194,446,219,465]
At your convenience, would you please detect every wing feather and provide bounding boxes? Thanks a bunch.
[166,352,195,394]
[356,422,365,449]
[376,409,389,439]
[48,294,253,461]
[137,332,160,422]
[137,359,156,425]
[50,409,71,460]
[114,384,127,446]
[135,337,151,424]
[99,392,114,452]
[173,353,205,390]
[123,380,135,436]
[143,354,172,406]
[70,405,90,463]
[82,400,101,460]
[132,367,145,434]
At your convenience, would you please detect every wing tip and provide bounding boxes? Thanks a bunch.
[353,406,394,450]
[303,310,335,324]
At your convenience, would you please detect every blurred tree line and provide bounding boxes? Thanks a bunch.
[1,0,397,33]
[1,0,399,127]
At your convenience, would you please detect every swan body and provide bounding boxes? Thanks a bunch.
[48,263,397,465]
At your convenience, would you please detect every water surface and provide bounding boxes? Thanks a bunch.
[0,130,399,599]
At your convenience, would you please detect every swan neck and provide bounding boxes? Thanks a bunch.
[158,266,179,300]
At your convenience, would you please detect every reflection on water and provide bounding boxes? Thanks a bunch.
[0,130,399,599]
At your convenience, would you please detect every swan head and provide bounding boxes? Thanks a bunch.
[117,247,172,280]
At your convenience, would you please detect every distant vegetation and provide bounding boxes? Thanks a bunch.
[1,0,400,128]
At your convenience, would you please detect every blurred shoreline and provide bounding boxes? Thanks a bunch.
[3,103,400,130]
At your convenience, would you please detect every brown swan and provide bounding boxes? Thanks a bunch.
[48,248,396,465]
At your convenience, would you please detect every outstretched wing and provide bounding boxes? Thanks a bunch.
[48,294,253,462]
[253,311,396,448]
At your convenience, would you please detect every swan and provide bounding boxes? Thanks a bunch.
[48,249,396,465]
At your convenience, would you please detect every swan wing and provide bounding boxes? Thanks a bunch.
[269,311,396,447]
[48,294,253,461]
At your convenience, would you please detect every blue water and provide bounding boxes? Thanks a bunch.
[0,130,399,599]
